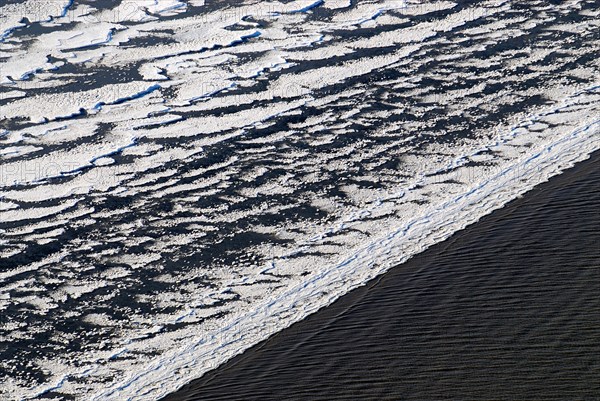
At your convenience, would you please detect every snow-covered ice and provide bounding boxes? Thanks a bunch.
[0,0,599,399]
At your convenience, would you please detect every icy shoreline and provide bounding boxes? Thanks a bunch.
[91,91,600,400]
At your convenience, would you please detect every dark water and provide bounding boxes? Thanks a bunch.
[163,152,600,401]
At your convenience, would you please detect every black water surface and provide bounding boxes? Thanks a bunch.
[163,153,600,401]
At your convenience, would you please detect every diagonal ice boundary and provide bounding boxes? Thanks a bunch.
[85,87,600,401]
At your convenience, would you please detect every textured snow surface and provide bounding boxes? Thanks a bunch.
[1,0,599,399]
